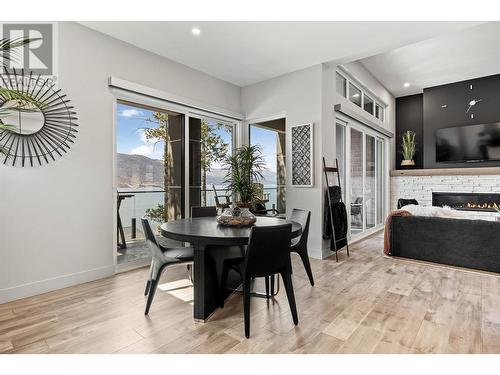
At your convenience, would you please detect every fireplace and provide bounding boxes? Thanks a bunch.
[432,192,500,212]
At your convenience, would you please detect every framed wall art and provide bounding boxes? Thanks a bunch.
[291,122,313,187]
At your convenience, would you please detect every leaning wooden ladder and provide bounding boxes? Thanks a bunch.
[323,157,350,262]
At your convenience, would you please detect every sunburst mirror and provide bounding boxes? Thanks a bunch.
[0,68,78,167]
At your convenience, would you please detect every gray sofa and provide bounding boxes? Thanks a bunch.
[390,215,500,274]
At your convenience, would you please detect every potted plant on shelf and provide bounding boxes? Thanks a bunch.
[400,130,416,167]
[220,145,265,226]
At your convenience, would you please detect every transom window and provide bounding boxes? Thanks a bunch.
[336,71,386,123]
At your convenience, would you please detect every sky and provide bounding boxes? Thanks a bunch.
[116,102,277,170]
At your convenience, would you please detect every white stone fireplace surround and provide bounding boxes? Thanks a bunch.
[390,167,500,221]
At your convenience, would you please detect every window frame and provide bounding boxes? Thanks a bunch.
[336,72,347,98]
[336,69,386,124]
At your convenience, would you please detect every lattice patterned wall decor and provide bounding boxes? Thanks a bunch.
[291,123,313,187]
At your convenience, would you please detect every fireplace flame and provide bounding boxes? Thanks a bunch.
[462,202,498,209]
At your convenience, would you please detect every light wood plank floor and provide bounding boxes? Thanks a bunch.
[2,232,500,354]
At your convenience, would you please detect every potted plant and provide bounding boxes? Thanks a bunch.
[223,144,265,207]
[400,130,416,167]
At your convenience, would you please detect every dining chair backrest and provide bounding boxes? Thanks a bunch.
[141,218,164,259]
[212,185,222,207]
[244,223,292,277]
[289,208,311,247]
[191,206,217,218]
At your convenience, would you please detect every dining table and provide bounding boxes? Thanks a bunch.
[160,216,302,321]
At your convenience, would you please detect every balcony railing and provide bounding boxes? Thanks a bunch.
[118,186,279,243]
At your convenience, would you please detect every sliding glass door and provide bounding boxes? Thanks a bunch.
[350,128,364,235]
[336,119,387,239]
[188,116,235,212]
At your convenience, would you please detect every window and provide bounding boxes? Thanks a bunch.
[337,70,386,123]
[249,119,286,214]
[375,103,384,122]
[116,101,185,265]
[189,116,234,211]
[336,123,346,201]
[336,73,347,97]
[349,83,362,107]
[347,124,387,238]
[363,95,374,115]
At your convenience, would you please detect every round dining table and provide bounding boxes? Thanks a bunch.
[161,216,302,321]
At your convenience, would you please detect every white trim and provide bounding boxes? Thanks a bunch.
[246,112,287,125]
[335,103,393,138]
[108,76,244,121]
[0,265,115,304]
[291,122,314,188]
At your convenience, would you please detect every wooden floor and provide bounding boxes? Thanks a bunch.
[2,232,500,354]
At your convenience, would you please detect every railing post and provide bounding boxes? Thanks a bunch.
[131,218,136,239]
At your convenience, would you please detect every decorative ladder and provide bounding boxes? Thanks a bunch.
[323,157,350,262]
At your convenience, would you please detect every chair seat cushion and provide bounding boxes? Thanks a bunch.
[160,245,194,261]
[291,237,300,248]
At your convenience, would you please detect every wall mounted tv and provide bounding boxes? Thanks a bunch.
[436,123,500,163]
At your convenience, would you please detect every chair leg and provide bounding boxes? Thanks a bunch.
[265,276,270,298]
[298,250,314,286]
[346,242,350,257]
[281,271,298,325]
[270,275,275,295]
[145,264,154,295]
[145,277,161,315]
[243,277,251,338]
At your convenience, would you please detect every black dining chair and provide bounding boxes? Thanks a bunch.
[190,206,245,307]
[222,223,298,338]
[289,208,314,286]
[142,218,194,315]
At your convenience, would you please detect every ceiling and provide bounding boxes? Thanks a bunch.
[359,22,500,97]
[80,21,481,87]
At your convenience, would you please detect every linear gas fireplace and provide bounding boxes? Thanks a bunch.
[432,192,500,212]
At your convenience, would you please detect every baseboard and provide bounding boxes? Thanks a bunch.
[0,265,115,304]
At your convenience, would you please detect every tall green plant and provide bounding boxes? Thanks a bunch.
[223,145,266,205]
[400,130,416,161]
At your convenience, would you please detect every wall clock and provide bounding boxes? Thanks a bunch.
[0,68,78,167]
[466,84,482,119]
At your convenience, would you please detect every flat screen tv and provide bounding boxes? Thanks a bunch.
[435,123,500,163]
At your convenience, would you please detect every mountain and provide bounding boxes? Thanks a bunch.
[117,153,164,189]
[117,153,277,189]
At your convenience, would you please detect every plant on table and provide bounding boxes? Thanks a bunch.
[223,144,266,208]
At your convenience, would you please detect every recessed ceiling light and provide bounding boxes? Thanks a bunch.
[352,94,360,98]
[191,27,201,36]
[403,82,410,88]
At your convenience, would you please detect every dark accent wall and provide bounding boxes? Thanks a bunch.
[395,73,500,169]
[395,94,423,169]
[423,73,500,169]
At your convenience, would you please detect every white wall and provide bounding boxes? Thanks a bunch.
[241,65,324,258]
[0,22,241,303]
